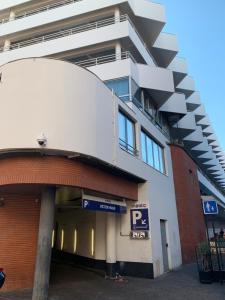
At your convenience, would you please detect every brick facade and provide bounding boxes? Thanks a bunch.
[0,194,40,291]
[0,155,138,291]
[0,156,138,201]
[170,145,206,264]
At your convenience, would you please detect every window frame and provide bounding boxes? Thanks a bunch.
[141,129,166,174]
[118,110,137,156]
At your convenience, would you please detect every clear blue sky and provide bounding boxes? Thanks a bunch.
[157,0,225,151]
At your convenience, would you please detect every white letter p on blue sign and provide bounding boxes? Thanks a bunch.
[132,211,142,224]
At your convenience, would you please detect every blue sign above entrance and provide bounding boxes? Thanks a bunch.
[130,208,149,231]
[82,199,127,214]
[203,200,219,215]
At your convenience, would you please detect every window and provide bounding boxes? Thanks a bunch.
[119,111,136,155]
[141,130,165,173]
[105,77,130,101]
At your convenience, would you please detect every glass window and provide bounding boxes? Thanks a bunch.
[147,137,154,167]
[118,111,136,155]
[141,132,147,163]
[105,77,129,101]
[141,130,165,174]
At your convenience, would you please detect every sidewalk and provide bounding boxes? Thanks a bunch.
[1,263,224,300]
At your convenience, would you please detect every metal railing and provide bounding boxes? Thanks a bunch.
[0,0,83,24]
[0,13,156,65]
[0,14,129,52]
[75,51,136,68]
[119,138,139,156]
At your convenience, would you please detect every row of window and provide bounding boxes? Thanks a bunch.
[118,111,165,174]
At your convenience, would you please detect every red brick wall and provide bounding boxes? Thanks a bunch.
[170,145,206,264]
[0,194,40,291]
[0,156,138,201]
[0,155,138,291]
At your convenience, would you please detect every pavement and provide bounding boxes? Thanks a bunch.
[0,263,224,300]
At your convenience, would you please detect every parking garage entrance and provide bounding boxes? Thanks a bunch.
[51,186,127,281]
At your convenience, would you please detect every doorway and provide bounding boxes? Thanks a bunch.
[160,220,169,272]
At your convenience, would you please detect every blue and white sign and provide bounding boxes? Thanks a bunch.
[203,200,218,215]
[130,208,149,230]
[82,199,127,214]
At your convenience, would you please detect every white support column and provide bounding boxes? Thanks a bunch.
[3,40,11,51]
[32,187,55,300]
[106,213,117,278]
[114,7,120,21]
[115,42,122,60]
[9,10,16,21]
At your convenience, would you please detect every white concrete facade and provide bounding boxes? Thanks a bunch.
[0,0,224,280]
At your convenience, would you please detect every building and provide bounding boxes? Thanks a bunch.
[0,0,224,298]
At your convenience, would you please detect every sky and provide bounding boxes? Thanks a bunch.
[157,0,225,152]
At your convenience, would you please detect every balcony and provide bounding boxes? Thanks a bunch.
[151,32,179,68]
[186,91,201,112]
[0,0,82,24]
[0,0,165,47]
[0,14,155,67]
[168,57,188,86]
[176,76,195,98]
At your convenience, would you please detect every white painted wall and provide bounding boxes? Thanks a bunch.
[0,58,181,275]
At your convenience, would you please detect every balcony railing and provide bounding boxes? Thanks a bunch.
[75,51,136,68]
[0,15,129,53]
[0,14,156,65]
[119,138,139,156]
[0,0,83,24]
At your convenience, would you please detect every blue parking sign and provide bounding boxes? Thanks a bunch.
[130,208,149,230]
[203,200,218,215]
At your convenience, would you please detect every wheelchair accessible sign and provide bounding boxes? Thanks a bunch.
[130,208,149,230]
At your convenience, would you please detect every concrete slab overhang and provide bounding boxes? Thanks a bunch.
[210,140,220,149]
[202,158,218,167]
[150,32,179,68]
[197,148,216,163]
[207,164,224,172]
[202,125,214,137]
[90,59,174,107]
[197,115,210,130]
[183,126,204,148]
[193,105,206,122]
[213,147,223,153]
[129,0,166,44]
[191,138,209,155]
[167,57,188,86]
[134,63,175,107]
[216,152,224,158]
[159,92,187,115]
[207,134,217,144]
[171,112,196,139]
[176,76,195,98]
[186,91,201,112]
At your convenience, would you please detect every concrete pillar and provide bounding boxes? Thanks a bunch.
[9,10,16,20]
[115,42,122,60]
[106,213,117,278]
[3,40,11,51]
[32,187,55,300]
[114,7,120,21]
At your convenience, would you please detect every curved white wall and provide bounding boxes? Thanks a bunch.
[0,58,115,164]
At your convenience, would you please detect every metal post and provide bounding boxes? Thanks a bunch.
[212,219,222,283]
[32,187,56,300]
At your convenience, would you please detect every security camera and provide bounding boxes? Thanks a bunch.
[36,133,47,147]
